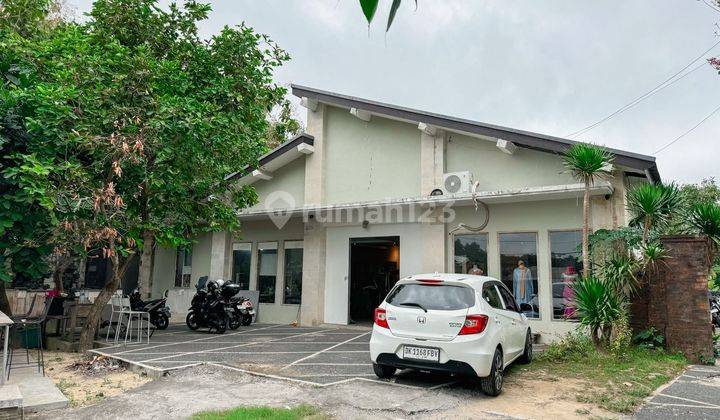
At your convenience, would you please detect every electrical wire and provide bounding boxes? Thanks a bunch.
[654,102,720,154]
[566,38,720,138]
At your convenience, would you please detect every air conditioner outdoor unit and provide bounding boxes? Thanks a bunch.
[441,171,473,195]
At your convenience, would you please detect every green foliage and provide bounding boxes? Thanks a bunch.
[562,143,614,183]
[571,275,625,346]
[264,100,303,150]
[688,201,720,246]
[633,327,665,349]
[598,252,639,298]
[541,331,594,362]
[357,0,416,32]
[193,404,324,420]
[1,0,290,285]
[609,316,632,356]
[626,182,683,241]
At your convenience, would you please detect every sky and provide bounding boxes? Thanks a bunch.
[67,0,720,184]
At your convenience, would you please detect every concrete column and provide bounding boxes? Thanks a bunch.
[299,220,326,326]
[209,231,231,280]
[591,171,628,231]
[420,208,446,272]
[420,130,445,196]
[304,104,326,206]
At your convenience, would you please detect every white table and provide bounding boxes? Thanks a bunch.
[0,311,12,385]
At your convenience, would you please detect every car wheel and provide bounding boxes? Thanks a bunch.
[518,330,533,364]
[372,363,396,379]
[480,348,504,396]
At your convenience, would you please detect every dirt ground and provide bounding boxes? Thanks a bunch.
[42,351,151,407]
[37,363,623,419]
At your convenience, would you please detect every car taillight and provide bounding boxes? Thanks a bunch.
[374,308,389,329]
[458,314,489,335]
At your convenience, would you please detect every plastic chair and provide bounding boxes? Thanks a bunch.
[114,297,150,345]
[106,292,125,341]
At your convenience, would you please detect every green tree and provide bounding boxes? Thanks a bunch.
[626,183,682,244]
[1,0,289,350]
[563,143,614,277]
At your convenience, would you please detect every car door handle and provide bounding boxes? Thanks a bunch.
[511,320,517,325]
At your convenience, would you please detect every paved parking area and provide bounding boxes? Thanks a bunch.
[636,364,720,419]
[93,323,456,388]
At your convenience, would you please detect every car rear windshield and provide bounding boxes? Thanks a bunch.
[386,283,475,311]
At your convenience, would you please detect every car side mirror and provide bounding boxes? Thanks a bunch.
[519,303,532,313]
[164,289,169,298]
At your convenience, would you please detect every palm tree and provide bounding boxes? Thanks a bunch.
[626,183,682,244]
[688,201,720,250]
[563,143,614,276]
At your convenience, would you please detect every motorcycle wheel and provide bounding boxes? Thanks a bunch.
[215,316,227,334]
[228,316,241,330]
[155,313,169,330]
[241,314,252,326]
[186,312,199,330]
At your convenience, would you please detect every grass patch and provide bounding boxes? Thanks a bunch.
[193,405,325,420]
[508,333,687,414]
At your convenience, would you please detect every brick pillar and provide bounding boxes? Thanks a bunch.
[649,235,714,363]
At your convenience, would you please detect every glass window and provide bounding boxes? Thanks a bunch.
[283,241,303,304]
[550,231,583,320]
[386,284,475,310]
[482,284,503,309]
[497,283,520,312]
[231,243,252,290]
[454,234,488,275]
[175,248,192,288]
[257,242,278,303]
[499,233,539,318]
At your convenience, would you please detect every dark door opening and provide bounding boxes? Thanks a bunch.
[349,236,400,324]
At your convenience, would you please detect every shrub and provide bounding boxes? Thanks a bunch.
[542,331,594,362]
[609,316,632,356]
[571,275,625,348]
[633,327,665,349]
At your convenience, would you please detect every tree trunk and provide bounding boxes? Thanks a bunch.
[582,177,591,277]
[52,257,71,294]
[78,252,131,352]
[591,326,602,350]
[0,281,11,316]
[138,230,154,298]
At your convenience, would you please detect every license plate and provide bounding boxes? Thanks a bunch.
[403,346,440,362]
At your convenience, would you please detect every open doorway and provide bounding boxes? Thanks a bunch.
[348,236,400,324]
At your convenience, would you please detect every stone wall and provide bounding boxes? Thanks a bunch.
[631,235,714,363]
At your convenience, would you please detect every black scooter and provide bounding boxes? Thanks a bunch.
[186,277,229,334]
[129,288,171,329]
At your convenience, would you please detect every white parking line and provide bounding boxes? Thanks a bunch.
[140,328,339,362]
[280,331,371,370]
[113,324,286,355]
[656,393,720,408]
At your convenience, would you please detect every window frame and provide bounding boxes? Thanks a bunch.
[231,242,252,290]
[497,231,541,320]
[256,241,279,304]
[174,247,193,288]
[496,282,520,313]
[548,229,584,323]
[452,232,489,275]
[282,240,304,305]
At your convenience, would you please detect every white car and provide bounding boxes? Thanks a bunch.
[369,273,533,396]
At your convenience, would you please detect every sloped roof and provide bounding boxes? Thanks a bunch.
[291,84,660,183]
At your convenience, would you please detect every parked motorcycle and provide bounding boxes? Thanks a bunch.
[186,277,229,334]
[214,280,255,329]
[129,288,171,329]
[710,292,720,329]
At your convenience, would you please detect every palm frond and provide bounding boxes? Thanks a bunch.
[688,201,720,245]
[626,183,683,232]
[562,143,614,183]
